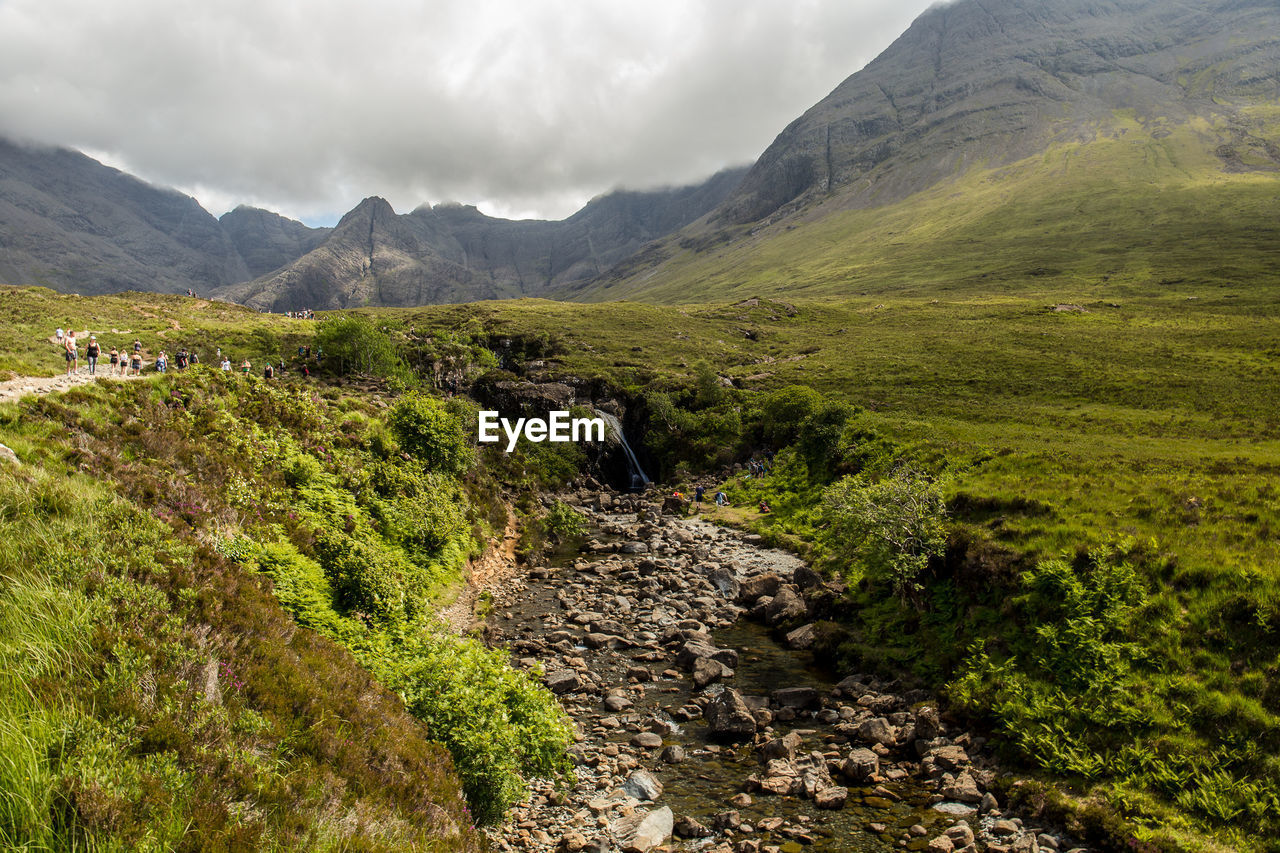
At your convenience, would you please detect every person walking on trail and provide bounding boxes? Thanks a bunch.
[129,351,142,376]
[86,336,100,375]
[263,363,274,379]
[108,347,119,374]
[694,484,705,507]
[240,359,251,375]
[715,490,729,507]
[155,352,168,373]
[220,356,232,371]
[55,327,64,345]
[64,330,78,375]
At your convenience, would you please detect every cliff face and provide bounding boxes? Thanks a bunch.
[219,206,332,279]
[716,0,1280,225]
[0,138,250,294]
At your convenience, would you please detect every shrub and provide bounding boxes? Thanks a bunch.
[545,501,587,540]
[821,465,948,601]
[315,315,407,379]
[388,394,475,476]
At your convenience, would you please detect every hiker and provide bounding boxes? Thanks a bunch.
[263,363,274,379]
[155,351,168,373]
[85,335,100,375]
[55,327,64,344]
[694,484,705,506]
[189,350,199,365]
[759,500,772,514]
[220,356,232,371]
[108,347,119,373]
[64,330,78,375]
[301,363,310,378]
[176,349,188,370]
[129,351,143,376]
[241,359,252,374]
[715,490,729,507]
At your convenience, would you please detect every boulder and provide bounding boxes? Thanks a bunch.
[707,566,740,599]
[858,716,896,746]
[814,785,849,810]
[758,731,803,763]
[772,686,821,709]
[623,769,664,801]
[793,564,823,590]
[736,573,783,605]
[692,657,732,689]
[842,747,880,782]
[704,688,758,740]
[615,806,673,853]
[764,586,807,624]
[631,732,663,749]
[546,669,582,695]
[784,623,817,649]
[942,771,983,804]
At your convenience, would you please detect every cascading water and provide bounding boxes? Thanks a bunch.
[594,410,650,492]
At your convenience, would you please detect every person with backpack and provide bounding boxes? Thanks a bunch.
[155,351,168,373]
[85,336,100,375]
[263,363,274,379]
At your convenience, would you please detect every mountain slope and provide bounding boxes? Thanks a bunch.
[219,167,748,311]
[219,205,332,279]
[570,0,1280,302]
[0,138,251,295]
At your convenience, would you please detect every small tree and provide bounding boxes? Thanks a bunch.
[821,465,947,603]
[315,315,405,378]
[387,393,474,476]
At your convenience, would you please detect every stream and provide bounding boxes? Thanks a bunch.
[484,497,1076,853]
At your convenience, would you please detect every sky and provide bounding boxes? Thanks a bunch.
[0,0,937,226]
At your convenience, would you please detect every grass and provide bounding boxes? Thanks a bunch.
[0,286,307,378]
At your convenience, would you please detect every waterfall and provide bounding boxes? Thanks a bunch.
[594,410,651,491]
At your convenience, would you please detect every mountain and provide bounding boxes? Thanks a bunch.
[0,138,251,295]
[570,0,1280,302]
[216,167,748,311]
[219,205,332,279]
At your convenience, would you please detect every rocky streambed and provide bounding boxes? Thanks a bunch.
[485,496,1086,853]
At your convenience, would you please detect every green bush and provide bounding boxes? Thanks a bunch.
[315,314,408,380]
[820,465,948,601]
[388,394,475,476]
[545,501,587,540]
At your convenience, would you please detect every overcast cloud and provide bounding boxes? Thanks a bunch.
[0,0,935,224]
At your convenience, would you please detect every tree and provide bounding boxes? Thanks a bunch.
[315,315,405,378]
[821,466,947,603]
[387,393,474,476]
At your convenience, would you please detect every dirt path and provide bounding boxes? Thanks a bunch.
[0,369,142,405]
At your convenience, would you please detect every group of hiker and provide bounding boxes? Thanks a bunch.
[285,309,315,319]
[54,327,299,381]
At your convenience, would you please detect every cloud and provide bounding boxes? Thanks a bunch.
[0,0,934,223]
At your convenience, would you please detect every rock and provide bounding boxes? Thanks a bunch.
[615,806,673,853]
[842,747,880,782]
[707,566,740,599]
[928,744,970,771]
[736,573,783,605]
[915,705,942,740]
[0,443,19,466]
[660,495,687,516]
[693,656,732,689]
[759,732,803,763]
[764,586,807,624]
[980,791,1000,813]
[793,564,823,590]
[713,810,741,831]
[927,837,955,853]
[623,769,664,801]
[621,542,650,554]
[784,623,817,649]
[660,745,686,763]
[626,665,653,682]
[942,771,983,804]
[857,716,896,746]
[772,686,821,709]
[561,830,588,852]
[991,819,1020,836]
[631,732,663,749]
[604,694,633,712]
[932,802,977,817]
[704,688,758,740]
[674,815,713,838]
[945,822,975,847]
[675,639,719,670]
[814,785,849,809]
[546,669,583,694]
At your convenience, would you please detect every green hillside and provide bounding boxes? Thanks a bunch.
[571,114,1280,305]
